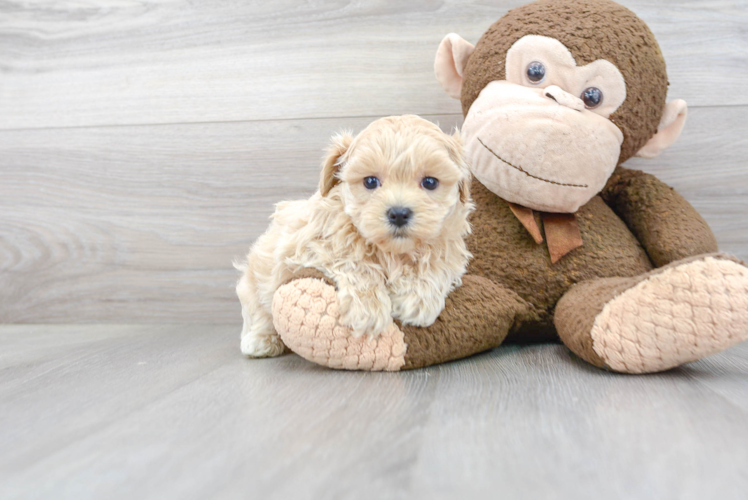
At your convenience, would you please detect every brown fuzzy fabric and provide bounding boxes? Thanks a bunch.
[466,177,654,332]
[400,275,531,369]
[461,0,668,164]
[554,276,636,369]
[602,166,719,267]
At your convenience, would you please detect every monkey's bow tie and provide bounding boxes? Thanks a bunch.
[507,203,583,264]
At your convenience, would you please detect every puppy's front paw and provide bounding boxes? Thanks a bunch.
[391,292,445,328]
[338,288,393,337]
[241,332,285,358]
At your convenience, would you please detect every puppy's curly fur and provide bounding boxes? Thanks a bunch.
[236,115,473,358]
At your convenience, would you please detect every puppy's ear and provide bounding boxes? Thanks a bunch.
[458,172,471,205]
[319,132,354,196]
[446,129,471,204]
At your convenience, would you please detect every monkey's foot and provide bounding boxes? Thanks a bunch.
[556,254,748,374]
[272,277,406,371]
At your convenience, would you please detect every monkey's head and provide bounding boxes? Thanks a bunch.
[435,0,688,213]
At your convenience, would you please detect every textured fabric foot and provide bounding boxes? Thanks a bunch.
[272,277,406,371]
[556,254,748,373]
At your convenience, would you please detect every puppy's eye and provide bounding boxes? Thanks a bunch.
[363,176,381,190]
[421,177,439,190]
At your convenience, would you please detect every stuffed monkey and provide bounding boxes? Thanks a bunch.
[268,0,748,373]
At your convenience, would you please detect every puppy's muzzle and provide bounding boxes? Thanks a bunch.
[387,206,413,228]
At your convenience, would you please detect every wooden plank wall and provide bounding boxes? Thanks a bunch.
[1,1,746,324]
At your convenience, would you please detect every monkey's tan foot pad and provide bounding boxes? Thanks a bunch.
[589,255,748,373]
[272,278,406,371]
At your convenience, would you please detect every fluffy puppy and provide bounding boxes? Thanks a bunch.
[236,115,473,358]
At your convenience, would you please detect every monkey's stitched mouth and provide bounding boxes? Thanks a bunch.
[477,137,588,189]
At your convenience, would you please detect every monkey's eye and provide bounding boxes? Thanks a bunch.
[582,87,603,109]
[421,177,439,190]
[363,176,380,189]
[526,61,546,84]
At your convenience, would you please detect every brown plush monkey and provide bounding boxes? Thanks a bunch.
[268,0,748,373]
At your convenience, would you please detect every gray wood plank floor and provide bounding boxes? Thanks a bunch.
[1,325,747,500]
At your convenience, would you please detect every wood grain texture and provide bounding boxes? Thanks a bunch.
[1,324,747,500]
[2,107,746,324]
[1,0,747,323]
[0,0,746,129]
[0,115,462,323]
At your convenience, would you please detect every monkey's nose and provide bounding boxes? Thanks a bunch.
[387,207,413,228]
[544,85,584,112]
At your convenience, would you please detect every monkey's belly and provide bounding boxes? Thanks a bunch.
[466,182,653,340]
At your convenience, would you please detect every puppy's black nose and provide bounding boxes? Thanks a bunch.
[387,207,413,228]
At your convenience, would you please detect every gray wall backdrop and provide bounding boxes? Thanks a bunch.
[1,0,746,324]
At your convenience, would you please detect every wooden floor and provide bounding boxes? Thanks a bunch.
[1,324,747,500]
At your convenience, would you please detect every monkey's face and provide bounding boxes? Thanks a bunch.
[435,0,689,214]
[461,35,625,213]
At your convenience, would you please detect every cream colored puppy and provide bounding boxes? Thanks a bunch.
[236,115,473,358]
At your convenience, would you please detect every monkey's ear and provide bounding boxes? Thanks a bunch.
[319,132,354,196]
[635,100,688,159]
[435,34,475,100]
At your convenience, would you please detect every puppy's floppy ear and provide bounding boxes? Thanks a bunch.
[458,172,471,205]
[446,129,471,204]
[319,132,354,196]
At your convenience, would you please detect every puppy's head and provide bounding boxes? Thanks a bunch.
[320,115,472,254]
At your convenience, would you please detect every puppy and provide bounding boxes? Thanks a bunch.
[236,115,473,358]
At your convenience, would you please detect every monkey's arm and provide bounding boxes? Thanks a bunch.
[272,271,529,371]
[601,166,718,267]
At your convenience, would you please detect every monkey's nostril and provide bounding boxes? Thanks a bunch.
[543,85,584,112]
[387,207,413,228]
